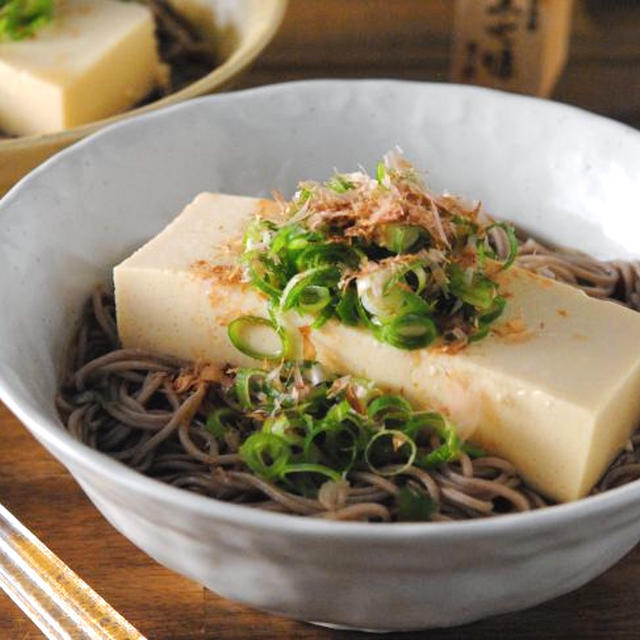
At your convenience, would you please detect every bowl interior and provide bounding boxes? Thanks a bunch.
[1,79,640,521]
[0,0,287,196]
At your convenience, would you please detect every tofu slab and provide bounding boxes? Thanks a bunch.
[0,0,162,136]
[114,193,640,502]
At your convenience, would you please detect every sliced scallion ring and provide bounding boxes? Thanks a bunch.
[384,260,428,296]
[364,429,417,477]
[279,266,339,312]
[295,243,361,271]
[484,222,519,270]
[377,224,422,254]
[239,432,291,480]
[469,295,507,342]
[246,255,283,300]
[310,304,335,329]
[367,394,413,425]
[205,408,238,438]
[262,415,307,448]
[228,315,289,361]
[448,264,499,310]
[378,312,437,350]
[327,174,354,193]
[304,417,359,473]
[234,368,270,409]
[298,285,332,314]
[280,462,343,483]
[410,412,462,467]
[335,284,360,326]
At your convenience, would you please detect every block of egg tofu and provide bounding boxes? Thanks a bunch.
[114,192,640,502]
[0,0,162,136]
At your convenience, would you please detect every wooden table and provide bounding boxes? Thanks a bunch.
[2,1,640,638]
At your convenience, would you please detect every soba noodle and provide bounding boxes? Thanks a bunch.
[57,235,640,522]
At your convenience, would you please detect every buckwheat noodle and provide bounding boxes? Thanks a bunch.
[57,235,640,522]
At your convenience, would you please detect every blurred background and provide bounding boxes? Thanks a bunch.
[239,0,640,129]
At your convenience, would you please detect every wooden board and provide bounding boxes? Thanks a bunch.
[2,1,640,637]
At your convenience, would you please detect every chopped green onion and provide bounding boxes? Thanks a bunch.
[279,266,340,313]
[396,486,436,522]
[448,264,499,311]
[206,408,237,438]
[462,442,488,458]
[239,154,516,353]
[295,243,361,271]
[335,284,360,326]
[357,270,413,321]
[298,285,332,314]
[297,187,313,204]
[478,294,506,324]
[310,304,335,329]
[377,224,422,254]
[354,287,377,329]
[365,429,418,476]
[326,174,354,193]
[0,0,53,41]
[261,414,305,445]
[216,363,466,508]
[240,432,291,480]
[234,368,271,409]
[367,394,413,425]
[403,411,447,438]
[245,254,284,300]
[307,400,365,472]
[377,312,437,350]
[243,218,273,248]
[346,377,382,408]
[484,222,519,270]
[470,295,507,342]
[324,399,367,436]
[269,224,320,265]
[384,261,428,296]
[304,422,358,472]
[420,433,461,466]
[280,463,342,483]
[228,315,289,361]
[409,412,462,467]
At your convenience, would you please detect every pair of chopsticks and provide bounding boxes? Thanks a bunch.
[0,502,146,639]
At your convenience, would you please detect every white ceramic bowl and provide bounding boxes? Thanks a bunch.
[1,80,640,632]
[0,0,288,196]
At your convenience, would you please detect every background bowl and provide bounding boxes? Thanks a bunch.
[1,80,640,632]
[0,0,287,197]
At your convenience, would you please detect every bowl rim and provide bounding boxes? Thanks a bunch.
[2,78,640,540]
[0,0,288,151]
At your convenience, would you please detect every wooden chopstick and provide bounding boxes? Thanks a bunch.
[0,502,146,639]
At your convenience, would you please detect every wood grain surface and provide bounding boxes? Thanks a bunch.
[2,1,640,638]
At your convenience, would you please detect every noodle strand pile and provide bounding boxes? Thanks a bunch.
[58,241,640,523]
